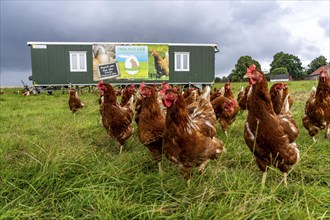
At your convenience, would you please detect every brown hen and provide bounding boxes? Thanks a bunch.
[68,88,84,113]
[269,82,284,115]
[137,85,165,171]
[162,86,225,184]
[98,82,135,154]
[302,68,330,140]
[243,65,300,187]
[120,83,136,107]
[211,96,236,135]
[237,80,252,111]
[217,82,239,135]
[210,88,222,101]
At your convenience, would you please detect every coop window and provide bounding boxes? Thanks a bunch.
[174,52,190,71]
[69,51,87,72]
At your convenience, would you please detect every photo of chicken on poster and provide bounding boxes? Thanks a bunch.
[92,43,169,81]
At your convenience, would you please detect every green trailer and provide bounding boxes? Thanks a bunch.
[27,42,219,90]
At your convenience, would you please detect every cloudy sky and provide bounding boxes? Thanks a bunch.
[0,0,329,86]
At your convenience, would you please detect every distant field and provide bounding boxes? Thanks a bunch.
[0,80,329,219]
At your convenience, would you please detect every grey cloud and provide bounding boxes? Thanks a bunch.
[318,17,330,39]
[0,1,329,86]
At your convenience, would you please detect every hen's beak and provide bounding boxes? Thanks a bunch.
[243,73,251,79]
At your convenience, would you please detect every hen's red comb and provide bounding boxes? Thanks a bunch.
[246,64,256,75]
[320,68,327,77]
[97,80,104,88]
[139,82,145,91]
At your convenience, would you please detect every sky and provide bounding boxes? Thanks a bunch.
[0,0,329,86]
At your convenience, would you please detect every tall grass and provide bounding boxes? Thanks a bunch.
[0,81,329,219]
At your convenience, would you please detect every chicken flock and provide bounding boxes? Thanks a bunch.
[68,67,330,187]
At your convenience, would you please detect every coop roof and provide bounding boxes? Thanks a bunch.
[27,41,219,53]
[308,64,330,76]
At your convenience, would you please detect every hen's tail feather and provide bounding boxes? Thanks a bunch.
[325,125,330,139]
[310,86,316,98]
[280,94,290,114]
[247,86,253,98]
[220,87,225,96]
[125,95,135,112]
[201,86,211,101]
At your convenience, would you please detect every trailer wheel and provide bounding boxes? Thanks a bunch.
[32,87,39,96]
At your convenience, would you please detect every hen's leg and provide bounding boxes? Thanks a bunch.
[325,125,330,139]
[158,162,162,173]
[255,157,268,188]
[283,173,288,187]
[312,136,317,143]
[179,165,192,183]
[119,144,123,154]
[261,171,267,188]
[148,146,162,173]
[198,159,210,175]
[115,141,123,154]
[99,115,103,125]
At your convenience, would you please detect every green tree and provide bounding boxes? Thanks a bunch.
[271,67,288,75]
[214,77,221,83]
[305,56,328,75]
[229,56,261,82]
[270,52,304,80]
[221,76,229,82]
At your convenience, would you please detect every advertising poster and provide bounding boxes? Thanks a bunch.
[92,43,169,81]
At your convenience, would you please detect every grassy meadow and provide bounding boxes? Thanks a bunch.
[0,81,329,219]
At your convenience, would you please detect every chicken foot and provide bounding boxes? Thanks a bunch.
[198,159,210,175]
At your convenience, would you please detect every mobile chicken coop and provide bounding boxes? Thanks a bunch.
[27,42,219,91]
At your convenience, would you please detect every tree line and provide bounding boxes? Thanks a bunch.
[215,53,329,82]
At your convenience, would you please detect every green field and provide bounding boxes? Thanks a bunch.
[0,81,329,219]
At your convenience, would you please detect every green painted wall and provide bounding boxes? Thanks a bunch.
[30,44,215,85]
[169,46,215,83]
[31,45,93,85]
